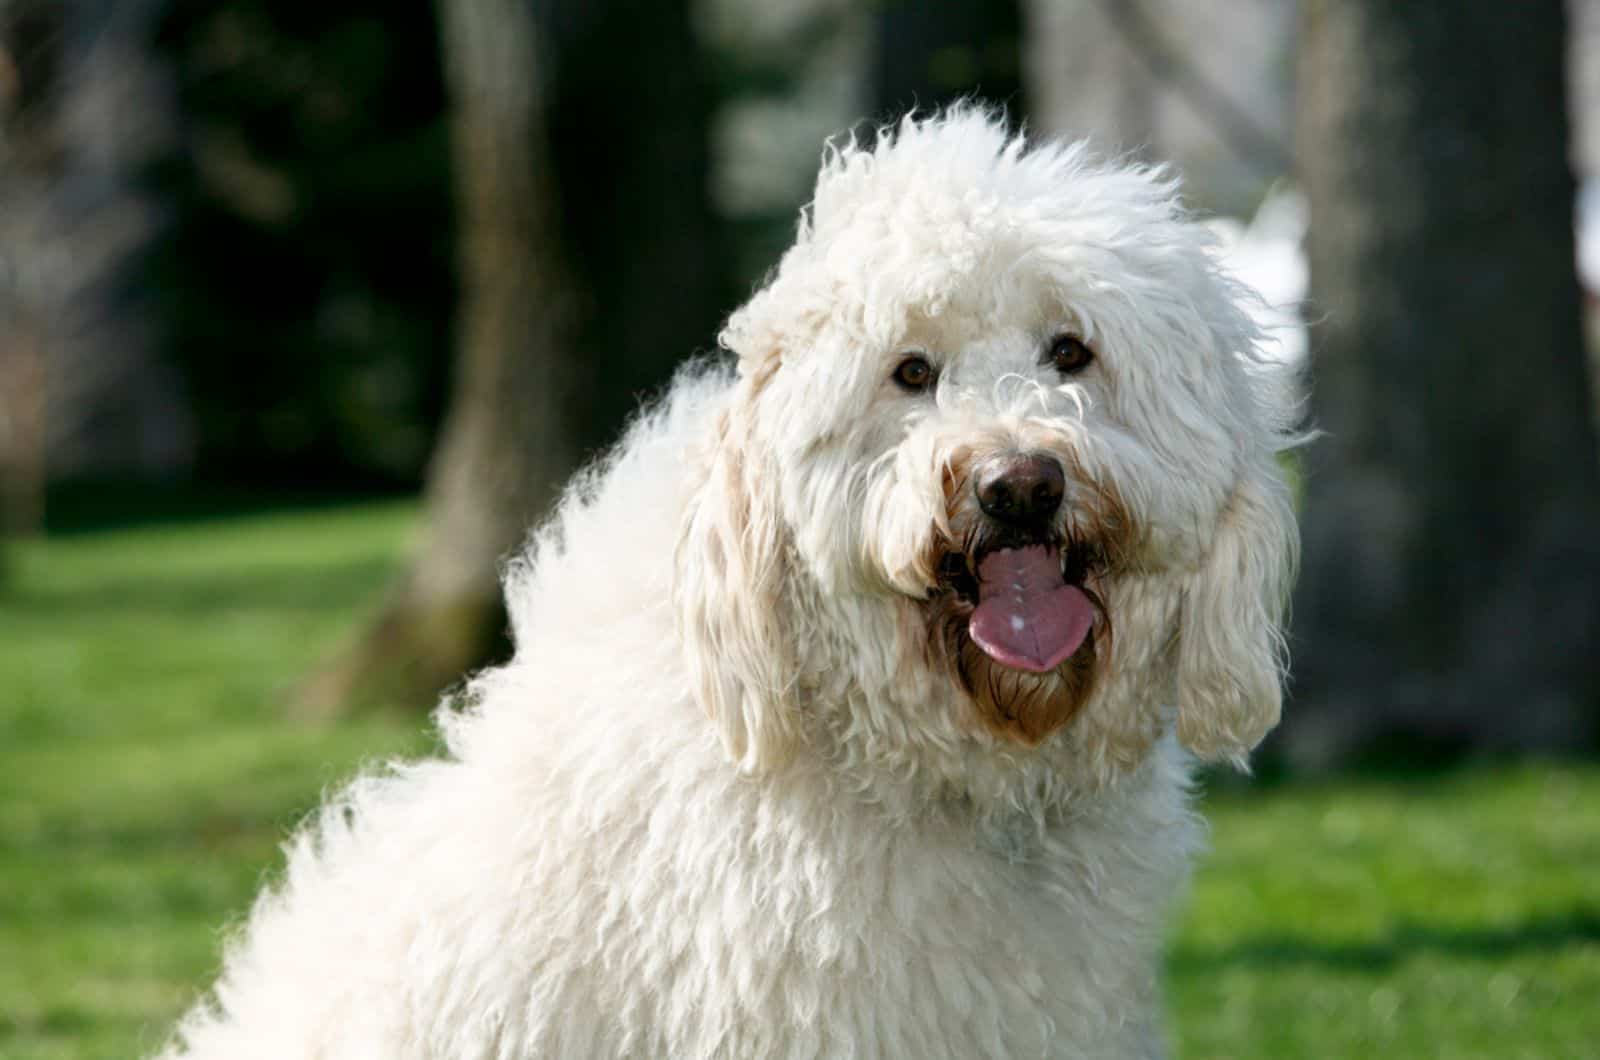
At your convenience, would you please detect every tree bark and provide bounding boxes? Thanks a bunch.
[297,0,721,716]
[295,0,569,716]
[1287,0,1600,765]
[2,0,186,534]
[0,0,60,536]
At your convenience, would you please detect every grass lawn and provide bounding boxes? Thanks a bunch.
[2,494,1597,1058]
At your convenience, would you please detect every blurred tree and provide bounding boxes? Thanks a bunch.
[298,0,724,716]
[0,0,57,536]
[1024,0,1295,217]
[2,0,180,530]
[872,0,1023,120]
[1289,1,1600,765]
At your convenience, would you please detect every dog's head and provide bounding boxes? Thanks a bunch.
[676,110,1298,779]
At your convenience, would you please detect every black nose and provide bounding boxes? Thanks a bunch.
[975,452,1065,526]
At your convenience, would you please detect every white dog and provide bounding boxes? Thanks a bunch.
[161,109,1297,1059]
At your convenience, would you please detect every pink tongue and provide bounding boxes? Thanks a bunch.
[969,545,1094,673]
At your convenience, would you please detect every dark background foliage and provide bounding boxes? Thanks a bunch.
[152,0,454,486]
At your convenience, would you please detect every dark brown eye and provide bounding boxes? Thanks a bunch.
[892,355,935,392]
[1048,334,1095,375]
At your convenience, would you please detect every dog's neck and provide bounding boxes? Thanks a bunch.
[781,583,1176,825]
[781,684,1190,858]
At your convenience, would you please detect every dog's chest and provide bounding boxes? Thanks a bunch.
[462,747,1191,1058]
[704,807,1177,1058]
[976,805,1050,863]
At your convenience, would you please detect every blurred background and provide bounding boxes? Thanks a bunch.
[2,1,1597,1057]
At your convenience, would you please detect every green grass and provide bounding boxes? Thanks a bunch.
[1177,768,1600,1058]
[1,495,431,1060]
[2,496,1598,1059]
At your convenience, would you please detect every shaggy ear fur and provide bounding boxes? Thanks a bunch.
[1175,460,1297,763]
[673,369,798,773]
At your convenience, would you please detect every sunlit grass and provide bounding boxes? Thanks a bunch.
[2,495,1597,1058]
[0,495,430,1060]
[1176,767,1600,1058]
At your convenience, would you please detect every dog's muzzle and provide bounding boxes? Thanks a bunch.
[935,451,1104,673]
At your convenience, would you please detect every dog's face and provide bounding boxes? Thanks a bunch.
[676,113,1297,780]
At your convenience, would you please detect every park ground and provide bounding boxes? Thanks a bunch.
[2,493,1597,1059]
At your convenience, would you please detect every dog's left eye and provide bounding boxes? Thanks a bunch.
[1047,335,1095,375]
[892,355,936,393]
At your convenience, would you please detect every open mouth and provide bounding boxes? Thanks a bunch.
[936,537,1103,673]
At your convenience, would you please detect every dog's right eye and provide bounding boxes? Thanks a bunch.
[892,355,936,393]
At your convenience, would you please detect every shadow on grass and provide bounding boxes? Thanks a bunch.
[2,1003,99,1036]
[1191,740,1590,801]
[1171,909,1600,974]
[3,555,400,618]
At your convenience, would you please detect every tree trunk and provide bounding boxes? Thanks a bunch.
[1286,0,1600,766]
[297,0,722,717]
[295,0,570,717]
[0,0,60,537]
[0,321,45,537]
[3,0,187,535]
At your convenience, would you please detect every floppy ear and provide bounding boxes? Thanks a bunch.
[1175,459,1298,764]
[673,370,798,773]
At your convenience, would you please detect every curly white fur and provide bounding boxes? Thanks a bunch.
[160,109,1299,1060]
